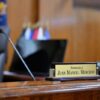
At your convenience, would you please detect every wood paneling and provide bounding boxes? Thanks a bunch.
[39,0,100,63]
[67,8,100,62]
[39,0,73,21]
[51,8,100,62]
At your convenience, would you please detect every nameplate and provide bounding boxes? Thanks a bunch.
[49,63,97,78]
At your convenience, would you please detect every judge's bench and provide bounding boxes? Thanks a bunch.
[1,73,100,100]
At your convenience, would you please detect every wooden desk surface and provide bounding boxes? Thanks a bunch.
[0,80,100,100]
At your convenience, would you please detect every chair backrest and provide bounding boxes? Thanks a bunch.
[0,32,8,81]
[0,53,6,81]
[0,33,7,53]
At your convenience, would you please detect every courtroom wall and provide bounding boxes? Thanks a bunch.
[5,0,100,70]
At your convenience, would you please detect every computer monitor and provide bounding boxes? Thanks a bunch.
[10,39,67,77]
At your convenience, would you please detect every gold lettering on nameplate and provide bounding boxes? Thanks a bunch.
[55,64,97,78]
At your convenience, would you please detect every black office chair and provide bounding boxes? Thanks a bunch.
[0,31,8,81]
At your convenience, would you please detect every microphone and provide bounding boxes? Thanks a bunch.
[0,26,35,80]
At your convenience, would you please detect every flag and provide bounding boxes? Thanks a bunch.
[24,27,33,40]
[37,27,45,40]
[0,0,6,3]
[0,0,7,26]
[44,28,51,40]
[32,28,39,40]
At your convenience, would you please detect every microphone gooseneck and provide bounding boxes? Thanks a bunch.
[8,36,36,80]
